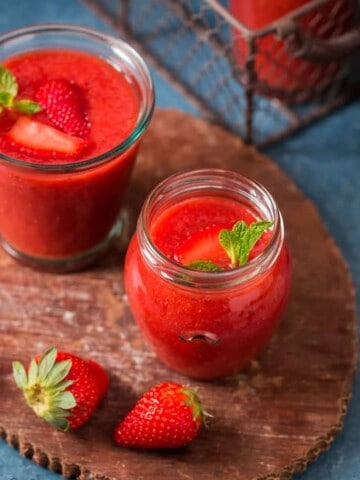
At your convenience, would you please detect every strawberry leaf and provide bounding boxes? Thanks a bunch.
[12,361,28,389]
[42,412,70,432]
[54,391,76,409]
[56,379,75,392]
[45,359,72,386]
[28,358,39,385]
[38,347,57,381]
[219,220,273,267]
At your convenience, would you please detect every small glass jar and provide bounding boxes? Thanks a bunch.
[124,168,292,379]
[0,24,154,272]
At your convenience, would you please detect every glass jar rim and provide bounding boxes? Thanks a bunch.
[0,23,155,172]
[138,168,285,290]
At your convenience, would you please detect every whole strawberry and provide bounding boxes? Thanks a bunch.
[12,347,109,431]
[113,382,208,449]
[35,79,90,137]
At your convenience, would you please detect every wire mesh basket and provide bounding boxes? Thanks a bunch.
[85,0,360,147]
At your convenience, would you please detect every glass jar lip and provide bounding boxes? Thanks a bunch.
[138,168,285,289]
[0,23,155,172]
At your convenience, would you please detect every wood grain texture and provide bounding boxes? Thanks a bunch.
[0,109,357,480]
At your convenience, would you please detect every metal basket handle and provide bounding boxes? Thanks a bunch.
[275,18,360,63]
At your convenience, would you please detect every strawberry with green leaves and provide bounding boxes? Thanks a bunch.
[12,347,109,431]
[175,219,274,272]
[113,382,209,449]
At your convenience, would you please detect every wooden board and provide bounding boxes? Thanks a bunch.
[0,109,357,480]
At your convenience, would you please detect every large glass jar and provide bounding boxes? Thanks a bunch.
[0,24,154,272]
[124,169,292,379]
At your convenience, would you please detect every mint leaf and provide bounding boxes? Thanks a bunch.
[13,99,42,114]
[0,65,18,98]
[0,64,41,116]
[187,260,223,272]
[0,91,13,107]
[219,221,247,265]
[238,220,273,264]
[219,220,273,267]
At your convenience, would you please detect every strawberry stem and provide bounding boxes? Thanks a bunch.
[12,347,76,431]
[182,385,212,426]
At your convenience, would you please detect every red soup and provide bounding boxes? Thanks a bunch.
[124,169,292,379]
[0,24,154,271]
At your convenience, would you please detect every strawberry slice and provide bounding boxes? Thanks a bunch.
[174,224,232,270]
[6,116,87,158]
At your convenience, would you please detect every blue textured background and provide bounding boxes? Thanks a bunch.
[0,1,359,479]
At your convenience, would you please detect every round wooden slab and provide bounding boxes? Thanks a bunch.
[0,109,357,480]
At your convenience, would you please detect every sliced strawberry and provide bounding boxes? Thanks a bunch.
[35,79,89,137]
[174,224,232,270]
[6,116,87,158]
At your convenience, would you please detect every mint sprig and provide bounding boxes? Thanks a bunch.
[220,220,273,267]
[0,65,41,115]
[187,219,273,272]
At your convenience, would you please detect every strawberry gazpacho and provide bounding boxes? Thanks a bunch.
[124,169,292,379]
[0,24,154,271]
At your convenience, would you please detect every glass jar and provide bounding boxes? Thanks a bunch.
[0,24,154,272]
[124,168,292,379]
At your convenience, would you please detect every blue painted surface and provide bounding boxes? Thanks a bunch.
[0,1,359,479]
